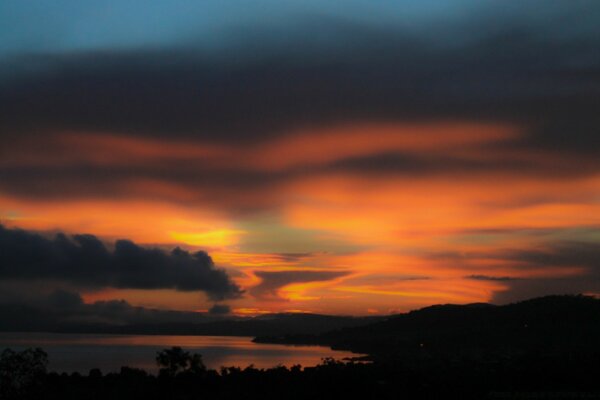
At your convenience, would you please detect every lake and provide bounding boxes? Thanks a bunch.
[0,332,361,373]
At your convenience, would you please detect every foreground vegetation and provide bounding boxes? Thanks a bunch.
[2,346,600,400]
[3,296,600,399]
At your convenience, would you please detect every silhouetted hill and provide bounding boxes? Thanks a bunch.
[0,304,383,337]
[93,313,384,336]
[254,295,600,361]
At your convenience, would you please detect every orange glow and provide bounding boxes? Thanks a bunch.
[252,121,519,170]
[233,308,272,316]
[281,175,600,245]
[1,132,230,168]
[2,120,598,314]
[169,229,246,248]
[3,121,519,173]
[0,196,237,249]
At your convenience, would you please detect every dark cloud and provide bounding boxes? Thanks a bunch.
[0,225,242,300]
[456,227,568,236]
[499,241,600,269]
[492,277,600,305]
[425,238,600,266]
[324,151,598,178]
[47,289,84,310]
[0,289,218,330]
[208,304,231,315]
[272,253,315,262]
[420,240,600,303]
[466,275,519,282]
[0,10,599,205]
[0,162,288,213]
[250,270,350,300]
[1,25,598,150]
[342,273,430,286]
[490,241,600,303]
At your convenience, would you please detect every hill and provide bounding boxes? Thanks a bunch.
[254,295,600,361]
[0,303,383,337]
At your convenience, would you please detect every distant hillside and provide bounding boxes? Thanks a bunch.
[87,313,385,337]
[254,295,600,361]
[0,304,383,337]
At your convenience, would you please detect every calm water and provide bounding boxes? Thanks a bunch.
[0,332,361,373]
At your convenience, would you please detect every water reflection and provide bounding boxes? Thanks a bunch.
[0,332,361,373]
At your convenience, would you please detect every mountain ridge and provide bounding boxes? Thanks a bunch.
[254,294,600,361]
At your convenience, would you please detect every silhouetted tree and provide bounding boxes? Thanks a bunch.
[155,347,206,377]
[0,348,48,399]
[187,353,207,375]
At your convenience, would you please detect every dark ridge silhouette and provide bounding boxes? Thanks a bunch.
[254,295,600,362]
[0,304,384,337]
[82,313,384,337]
[3,296,600,399]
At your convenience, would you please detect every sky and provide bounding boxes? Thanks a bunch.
[1,0,599,319]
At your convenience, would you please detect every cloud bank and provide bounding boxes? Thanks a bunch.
[0,225,242,300]
[491,241,600,303]
[250,270,349,300]
[0,2,599,312]
[0,7,599,209]
[0,289,222,331]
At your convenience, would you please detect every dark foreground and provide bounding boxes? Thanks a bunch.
[2,347,600,400]
[3,296,600,399]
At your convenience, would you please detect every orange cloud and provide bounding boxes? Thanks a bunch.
[0,195,238,249]
[2,119,598,314]
[2,121,519,173]
[250,121,520,170]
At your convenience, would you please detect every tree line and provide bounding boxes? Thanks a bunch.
[2,346,600,400]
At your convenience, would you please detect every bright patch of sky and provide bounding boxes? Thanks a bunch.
[4,0,588,56]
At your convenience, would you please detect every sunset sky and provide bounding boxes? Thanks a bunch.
[1,0,599,318]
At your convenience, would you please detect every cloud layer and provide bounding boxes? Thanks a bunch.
[0,2,599,313]
[0,225,242,300]
[1,9,599,208]
[0,289,220,330]
[250,270,350,301]
[491,241,600,303]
